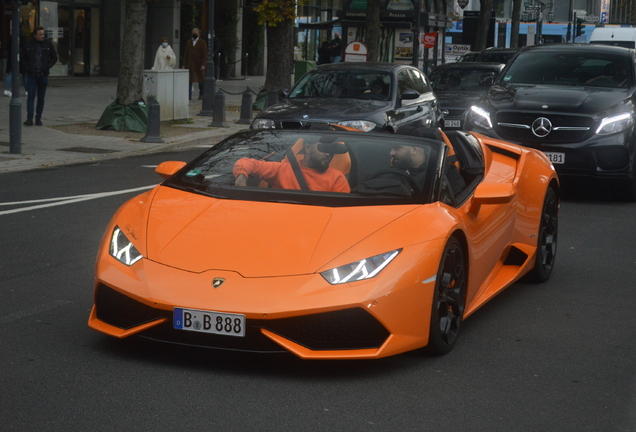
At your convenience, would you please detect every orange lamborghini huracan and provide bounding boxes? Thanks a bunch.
[88,127,559,359]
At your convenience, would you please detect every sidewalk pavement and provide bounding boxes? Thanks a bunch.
[0,75,266,173]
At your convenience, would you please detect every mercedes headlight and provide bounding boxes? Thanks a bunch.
[596,113,633,135]
[468,106,493,129]
[337,120,377,132]
[321,249,401,285]
[251,118,276,130]
[110,226,143,266]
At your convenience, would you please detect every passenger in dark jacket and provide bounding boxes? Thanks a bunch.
[20,26,58,125]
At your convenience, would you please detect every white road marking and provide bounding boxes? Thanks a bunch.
[0,185,157,216]
[140,165,158,168]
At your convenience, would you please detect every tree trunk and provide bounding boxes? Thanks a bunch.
[217,1,239,79]
[510,0,521,48]
[264,19,293,91]
[365,0,381,62]
[116,0,147,106]
[474,0,493,51]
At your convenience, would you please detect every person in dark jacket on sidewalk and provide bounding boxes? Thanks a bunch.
[20,26,57,126]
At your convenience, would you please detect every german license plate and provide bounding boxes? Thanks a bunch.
[544,152,565,164]
[174,307,245,337]
[445,119,461,128]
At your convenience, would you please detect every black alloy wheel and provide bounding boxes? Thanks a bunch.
[427,236,467,355]
[527,187,558,282]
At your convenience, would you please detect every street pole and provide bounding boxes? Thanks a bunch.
[199,0,216,117]
[9,0,22,155]
[412,0,421,69]
[536,2,544,44]
[566,0,573,42]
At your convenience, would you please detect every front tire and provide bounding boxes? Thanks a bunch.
[427,237,467,355]
[527,187,558,283]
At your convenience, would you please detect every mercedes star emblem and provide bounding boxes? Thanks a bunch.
[532,117,553,137]
[302,114,309,119]
[212,278,226,289]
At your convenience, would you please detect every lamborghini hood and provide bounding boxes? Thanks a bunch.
[143,186,416,277]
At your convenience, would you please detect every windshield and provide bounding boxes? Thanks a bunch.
[164,130,443,207]
[290,71,393,101]
[430,67,499,91]
[501,50,633,88]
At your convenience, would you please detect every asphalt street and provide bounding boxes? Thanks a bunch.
[1,150,635,431]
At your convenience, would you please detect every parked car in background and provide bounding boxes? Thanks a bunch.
[456,51,481,62]
[589,27,636,49]
[456,48,518,64]
[475,47,519,64]
[251,62,442,133]
[429,62,505,130]
[465,44,636,199]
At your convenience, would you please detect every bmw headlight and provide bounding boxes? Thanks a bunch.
[251,118,276,130]
[110,226,143,266]
[596,113,633,135]
[337,120,377,132]
[468,106,493,129]
[321,249,401,285]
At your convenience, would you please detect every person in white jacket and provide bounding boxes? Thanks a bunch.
[152,37,176,71]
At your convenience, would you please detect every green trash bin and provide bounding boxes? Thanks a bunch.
[294,60,316,83]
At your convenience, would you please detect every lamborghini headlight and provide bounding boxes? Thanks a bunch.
[110,226,143,266]
[321,249,401,285]
[468,106,493,129]
[251,118,276,130]
[596,113,633,135]
[337,120,377,132]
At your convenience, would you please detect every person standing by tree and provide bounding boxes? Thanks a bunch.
[330,32,344,63]
[182,28,207,100]
[20,26,57,126]
[152,37,176,71]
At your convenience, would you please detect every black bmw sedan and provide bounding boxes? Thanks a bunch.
[465,44,636,199]
[251,62,442,133]
[429,62,505,130]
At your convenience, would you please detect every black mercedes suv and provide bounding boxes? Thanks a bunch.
[465,44,636,199]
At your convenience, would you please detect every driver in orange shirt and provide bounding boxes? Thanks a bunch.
[233,140,350,193]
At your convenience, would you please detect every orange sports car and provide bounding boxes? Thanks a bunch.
[88,126,559,359]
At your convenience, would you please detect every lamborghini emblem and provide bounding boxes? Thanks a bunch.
[212,278,226,289]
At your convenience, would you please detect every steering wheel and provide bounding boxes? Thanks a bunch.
[368,168,421,194]
[363,91,386,101]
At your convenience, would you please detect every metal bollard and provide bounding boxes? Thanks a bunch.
[141,96,164,143]
[208,89,229,128]
[267,90,278,107]
[236,88,253,125]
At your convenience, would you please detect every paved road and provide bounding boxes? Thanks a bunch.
[1,152,635,431]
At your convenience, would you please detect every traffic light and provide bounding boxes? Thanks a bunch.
[576,18,586,37]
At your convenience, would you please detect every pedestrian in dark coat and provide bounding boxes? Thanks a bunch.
[182,27,208,100]
[20,26,57,126]
[317,41,332,65]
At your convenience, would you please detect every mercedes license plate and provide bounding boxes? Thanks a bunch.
[544,152,565,164]
[174,307,246,337]
[444,119,461,128]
